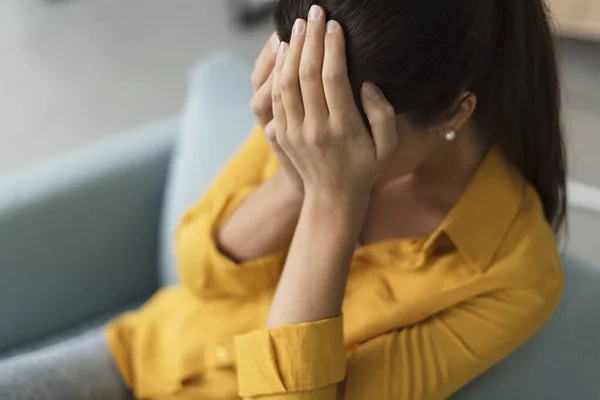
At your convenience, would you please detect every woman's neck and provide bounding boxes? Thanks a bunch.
[362,124,489,244]
[409,123,490,215]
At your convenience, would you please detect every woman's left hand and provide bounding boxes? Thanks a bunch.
[272,7,398,204]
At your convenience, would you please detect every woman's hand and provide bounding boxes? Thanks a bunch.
[250,32,303,194]
[250,32,279,132]
[272,10,398,205]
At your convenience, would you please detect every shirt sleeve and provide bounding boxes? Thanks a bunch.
[233,282,561,400]
[235,317,346,400]
[175,125,286,299]
[343,284,562,400]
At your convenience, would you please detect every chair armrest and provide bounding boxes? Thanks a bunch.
[453,255,600,399]
[0,117,177,352]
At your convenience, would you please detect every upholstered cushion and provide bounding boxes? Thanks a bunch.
[158,54,255,286]
[453,255,600,399]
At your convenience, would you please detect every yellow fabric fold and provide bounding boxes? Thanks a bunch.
[177,186,287,299]
[235,317,346,398]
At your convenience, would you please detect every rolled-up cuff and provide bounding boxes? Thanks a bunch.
[235,316,346,397]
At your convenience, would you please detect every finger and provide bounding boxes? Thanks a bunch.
[280,18,307,124]
[361,82,398,161]
[299,5,329,119]
[249,73,274,127]
[265,120,298,176]
[272,42,289,138]
[252,33,280,92]
[323,20,357,119]
[264,119,277,147]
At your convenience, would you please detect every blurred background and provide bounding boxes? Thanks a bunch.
[0,0,598,263]
[0,0,271,174]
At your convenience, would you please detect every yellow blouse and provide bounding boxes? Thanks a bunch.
[106,126,563,400]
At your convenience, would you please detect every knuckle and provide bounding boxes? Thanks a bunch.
[251,72,262,88]
[330,125,346,137]
[249,97,266,116]
[265,126,277,142]
[254,61,267,76]
[382,103,396,118]
[275,58,285,72]
[306,128,327,147]
[271,89,282,103]
[322,68,344,85]
[275,130,289,147]
[299,64,319,84]
[306,26,320,39]
[279,74,295,91]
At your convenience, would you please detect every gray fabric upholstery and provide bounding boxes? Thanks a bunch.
[453,255,600,399]
[0,328,131,400]
[0,300,143,362]
[0,119,176,353]
[158,53,255,287]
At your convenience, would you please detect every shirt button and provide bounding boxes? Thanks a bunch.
[215,346,231,363]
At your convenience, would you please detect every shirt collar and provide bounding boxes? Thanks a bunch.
[422,147,525,270]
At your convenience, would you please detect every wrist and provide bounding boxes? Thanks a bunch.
[304,188,369,214]
[303,190,369,232]
[273,169,304,205]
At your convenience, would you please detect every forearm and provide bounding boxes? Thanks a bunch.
[217,169,303,262]
[266,192,368,328]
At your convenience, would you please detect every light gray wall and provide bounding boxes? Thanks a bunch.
[567,206,600,267]
[558,39,600,266]
[559,39,600,189]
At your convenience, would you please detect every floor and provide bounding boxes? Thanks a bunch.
[0,0,598,264]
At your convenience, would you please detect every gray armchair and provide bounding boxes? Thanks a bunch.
[0,117,177,354]
[0,54,598,399]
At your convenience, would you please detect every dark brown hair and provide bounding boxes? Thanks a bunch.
[275,0,567,231]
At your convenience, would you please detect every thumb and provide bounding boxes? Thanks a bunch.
[361,82,398,161]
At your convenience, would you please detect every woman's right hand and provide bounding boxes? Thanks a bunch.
[250,33,303,194]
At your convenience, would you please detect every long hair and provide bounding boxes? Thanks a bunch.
[275,0,567,232]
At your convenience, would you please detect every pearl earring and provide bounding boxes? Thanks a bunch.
[444,131,456,141]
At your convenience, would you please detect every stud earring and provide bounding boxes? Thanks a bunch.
[444,131,456,141]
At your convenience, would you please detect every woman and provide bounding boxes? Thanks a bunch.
[1,0,566,399]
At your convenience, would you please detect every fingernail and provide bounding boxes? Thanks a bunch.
[271,33,280,53]
[326,20,339,33]
[309,5,321,21]
[364,82,382,101]
[279,42,288,56]
[293,19,305,36]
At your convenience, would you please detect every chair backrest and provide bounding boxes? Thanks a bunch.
[452,259,600,399]
[158,54,255,287]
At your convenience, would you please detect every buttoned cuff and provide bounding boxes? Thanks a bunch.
[177,187,287,298]
[235,316,346,397]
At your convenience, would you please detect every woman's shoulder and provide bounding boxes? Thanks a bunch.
[488,182,563,295]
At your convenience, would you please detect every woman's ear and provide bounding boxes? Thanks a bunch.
[437,92,477,139]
